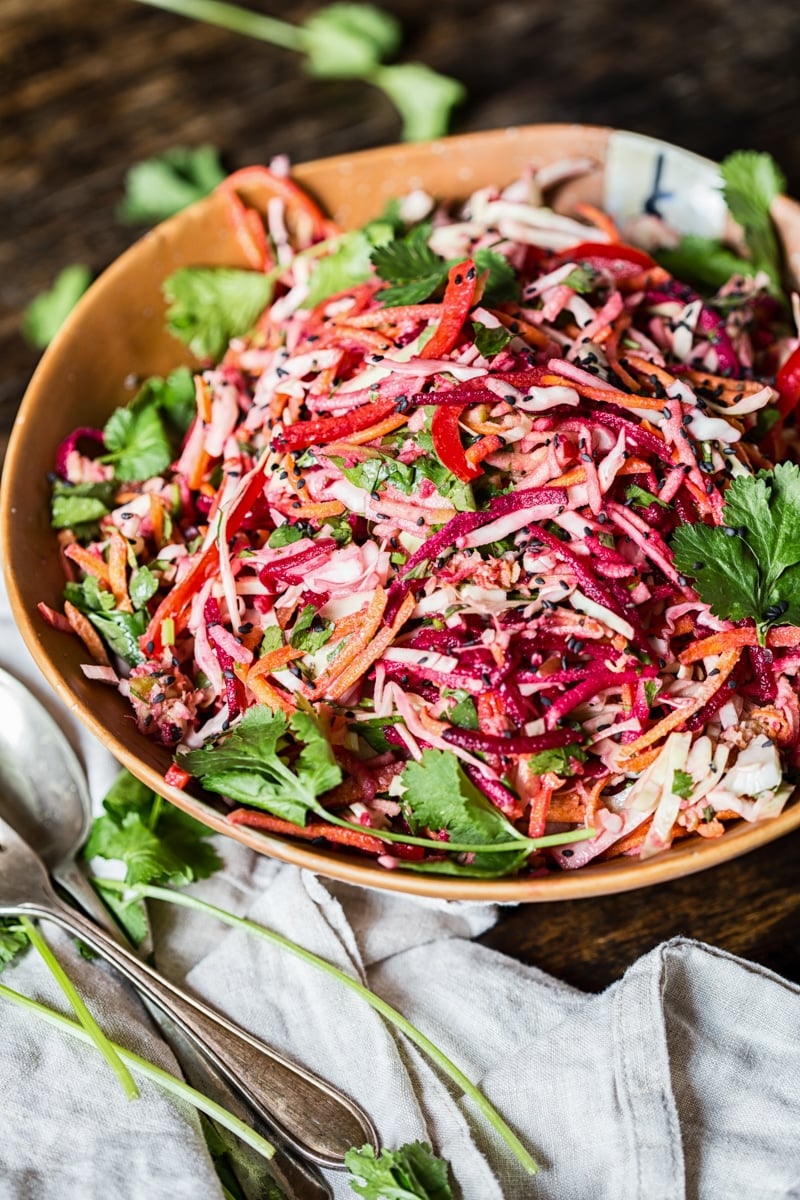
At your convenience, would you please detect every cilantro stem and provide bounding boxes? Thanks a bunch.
[0,978,277,1162]
[96,881,539,1175]
[18,916,140,1101]
[310,805,598,855]
[134,0,304,51]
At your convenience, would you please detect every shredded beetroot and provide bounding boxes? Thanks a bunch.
[44,161,799,880]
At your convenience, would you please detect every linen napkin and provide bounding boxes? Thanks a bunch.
[1,586,799,1200]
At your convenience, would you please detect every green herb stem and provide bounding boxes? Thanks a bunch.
[311,807,598,855]
[19,916,140,1101]
[95,881,539,1176]
[0,977,276,1162]
[134,0,304,50]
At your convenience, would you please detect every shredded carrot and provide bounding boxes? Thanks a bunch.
[574,202,621,243]
[246,643,305,681]
[64,600,111,666]
[107,529,133,613]
[148,493,165,549]
[618,648,741,759]
[228,809,387,855]
[273,499,347,520]
[541,373,666,411]
[680,625,800,663]
[314,590,416,702]
[465,434,504,466]
[311,586,388,698]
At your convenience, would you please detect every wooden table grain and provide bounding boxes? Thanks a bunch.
[1,0,798,991]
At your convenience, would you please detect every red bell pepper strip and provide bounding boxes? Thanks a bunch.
[420,258,479,359]
[776,346,800,418]
[219,166,338,240]
[559,241,656,278]
[142,459,269,653]
[276,396,398,451]
[431,404,482,483]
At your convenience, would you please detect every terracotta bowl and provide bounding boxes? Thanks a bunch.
[4,124,800,901]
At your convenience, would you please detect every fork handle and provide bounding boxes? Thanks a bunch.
[26,895,375,1168]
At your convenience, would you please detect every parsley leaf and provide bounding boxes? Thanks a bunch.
[119,146,226,225]
[102,404,172,482]
[400,749,528,876]
[0,919,29,971]
[178,706,342,826]
[672,464,800,639]
[164,267,275,360]
[471,322,511,359]
[346,1141,452,1200]
[22,264,92,349]
[371,223,447,306]
[721,150,785,294]
[301,3,401,77]
[84,769,222,889]
[673,769,695,800]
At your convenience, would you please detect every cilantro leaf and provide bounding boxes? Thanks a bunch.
[671,521,762,624]
[721,150,785,293]
[164,267,275,360]
[337,443,475,511]
[119,146,226,225]
[447,692,479,730]
[371,223,448,307]
[353,716,401,753]
[291,604,334,654]
[129,565,159,610]
[301,3,401,78]
[655,235,756,294]
[673,769,695,800]
[84,769,222,888]
[473,247,519,306]
[130,366,197,438]
[102,404,172,481]
[268,523,304,548]
[346,1141,452,1200]
[562,265,599,294]
[370,63,466,143]
[63,574,116,616]
[305,225,392,308]
[471,322,511,359]
[22,264,92,349]
[88,609,147,666]
[259,626,285,655]
[0,919,29,971]
[178,707,342,826]
[50,480,116,531]
[400,749,527,876]
[672,464,800,639]
[526,744,587,776]
[626,484,668,509]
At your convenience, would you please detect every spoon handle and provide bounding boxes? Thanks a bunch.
[31,893,375,1168]
[51,863,333,1198]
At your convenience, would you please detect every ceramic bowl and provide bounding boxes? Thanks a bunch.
[4,124,800,900]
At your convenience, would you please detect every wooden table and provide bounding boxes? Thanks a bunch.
[2,0,798,992]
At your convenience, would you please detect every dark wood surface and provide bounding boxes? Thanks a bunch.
[1,0,798,991]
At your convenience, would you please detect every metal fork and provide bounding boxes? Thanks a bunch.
[0,809,377,1170]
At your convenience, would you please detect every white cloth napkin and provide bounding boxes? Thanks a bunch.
[1,586,799,1199]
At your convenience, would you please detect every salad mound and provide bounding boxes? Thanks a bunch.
[42,155,800,879]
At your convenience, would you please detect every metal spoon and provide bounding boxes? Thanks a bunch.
[0,665,375,1179]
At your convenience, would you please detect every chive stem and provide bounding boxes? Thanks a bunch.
[19,916,140,1101]
[0,978,276,1162]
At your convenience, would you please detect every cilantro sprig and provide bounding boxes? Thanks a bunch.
[672,463,800,642]
[656,149,787,296]
[119,146,227,224]
[22,264,92,349]
[371,226,519,308]
[346,1141,452,1200]
[134,1,464,142]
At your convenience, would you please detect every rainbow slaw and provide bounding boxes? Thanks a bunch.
[42,158,800,878]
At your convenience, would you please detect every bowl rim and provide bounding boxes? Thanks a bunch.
[4,122,800,902]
